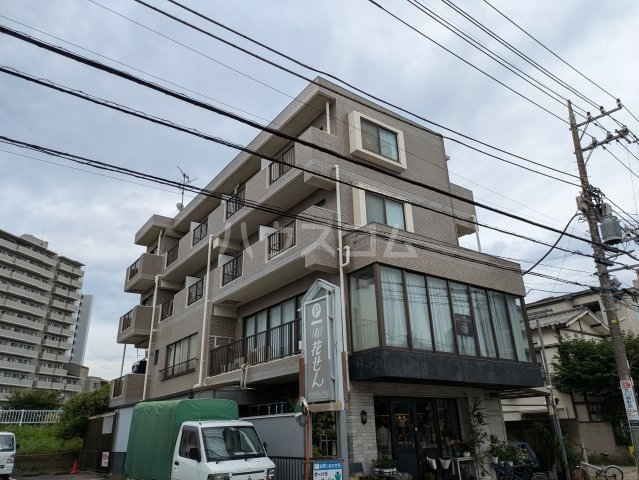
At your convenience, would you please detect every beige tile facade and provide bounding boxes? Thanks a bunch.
[112,78,542,475]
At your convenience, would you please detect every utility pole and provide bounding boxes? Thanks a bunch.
[568,100,639,469]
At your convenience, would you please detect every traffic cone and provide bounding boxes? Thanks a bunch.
[70,459,79,474]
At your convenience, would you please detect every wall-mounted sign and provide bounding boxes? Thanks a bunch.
[304,296,334,402]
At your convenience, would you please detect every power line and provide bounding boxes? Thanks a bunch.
[366,0,569,125]
[122,0,580,183]
[481,0,639,127]
[1,133,599,289]
[0,57,596,253]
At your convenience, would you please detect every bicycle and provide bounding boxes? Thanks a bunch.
[572,446,623,480]
[493,462,551,480]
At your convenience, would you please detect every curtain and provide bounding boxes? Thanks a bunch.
[281,298,296,356]
[428,277,454,352]
[379,127,399,161]
[381,267,408,347]
[506,295,531,361]
[269,304,282,357]
[385,199,405,230]
[349,268,379,351]
[471,288,497,358]
[361,118,378,153]
[406,272,432,350]
[365,193,385,224]
[450,282,476,356]
[488,291,515,360]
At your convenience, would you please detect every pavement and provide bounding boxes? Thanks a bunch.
[13,473,123,480]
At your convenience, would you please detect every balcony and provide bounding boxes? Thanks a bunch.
[33,380,64,390]
[0,251,55,279]
[0,377,34,387]
[39,351,70,362]
[117,305,153,346]
[51,298,79,313]
[47,310,75,325]
[268,145,295,184]
[0,360,35,373]
[0,297,46,318]
[0,312,43,331]
[1,269,51,291]
[124,253,163,293]
[135,214,175,246]
[209,319,301,376]
[54,274,82,289]
[211,205,338,306]
[57,261,83,277]
[0,283,48,305]
[0,328,40,344]
[13,242,57,267]
[42,337,70,349]
[64,383,82,392]
[44,323,73,337]
[36,365,67,376]
[3,345,38,359]
[450,183,477,238]
[52,286,81,301]
[161,223,212,282]
[109,373,145,408]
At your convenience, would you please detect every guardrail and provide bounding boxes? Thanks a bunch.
[0,409,61,424]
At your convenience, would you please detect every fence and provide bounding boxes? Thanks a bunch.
[16,451,79,474]
[271,456,305,480]
[0,409,61,424]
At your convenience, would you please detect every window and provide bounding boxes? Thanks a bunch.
[179,427,201,459]
[348,264,532,362]
[365,192,406,230]
[164,334,197,379]
[348,111,407,172]
[361,118,399,161]
[349,266,379,351]
[187,279,203,305]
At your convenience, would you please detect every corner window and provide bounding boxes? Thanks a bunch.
[361,118,399,161]
[348,111,407,172]
[365,192,406,230]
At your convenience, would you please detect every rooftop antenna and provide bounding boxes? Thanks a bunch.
[176,166,198,211]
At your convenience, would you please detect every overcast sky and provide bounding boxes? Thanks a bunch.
[2,1,639,381]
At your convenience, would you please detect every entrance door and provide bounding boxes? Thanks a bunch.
[383,397,461,480]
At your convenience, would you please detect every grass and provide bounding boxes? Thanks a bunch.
[1,424,82,454]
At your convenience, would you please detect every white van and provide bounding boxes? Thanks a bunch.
[0,432,16,480]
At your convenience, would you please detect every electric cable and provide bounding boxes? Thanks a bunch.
[0,61,596,253]
[120,0,581,182]
[523,213,580,275]
[0,133,601,288]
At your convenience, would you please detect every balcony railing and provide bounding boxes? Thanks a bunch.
[187,279,204,306]
[192,222,208,246]
[268,145,294,184]
[160,298,174,321]
[128,259,140,279]
[225,187,245,219]
[161,358,197,380]
[267,221,296,260]
[166,244,178,267]
[221,255,243,286]
[209,319,301,375]
[121,310,133,331]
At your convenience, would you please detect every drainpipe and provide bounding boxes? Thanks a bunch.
[471,215,482,253]
[325,101,331,135]
[143,273,162,401]
[195,234,214,388]
[333,165,350,392]
[119,344,127,378]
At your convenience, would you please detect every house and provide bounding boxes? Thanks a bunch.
[0,229,93,405]
[110,77,544,479]
[504,290,639,459]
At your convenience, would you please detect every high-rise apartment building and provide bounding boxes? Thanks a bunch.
[0,229,88,405]
[70,294,93,365]
[111,78,543,478]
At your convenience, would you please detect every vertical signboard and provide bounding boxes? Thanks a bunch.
[621,379,639,426]
[304,296,334,402]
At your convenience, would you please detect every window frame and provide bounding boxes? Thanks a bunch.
[348,110,407,172]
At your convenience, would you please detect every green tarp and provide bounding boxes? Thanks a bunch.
[123,399,239,480]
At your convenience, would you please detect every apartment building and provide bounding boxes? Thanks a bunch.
[111,78,543,478]
[0,230,88,405]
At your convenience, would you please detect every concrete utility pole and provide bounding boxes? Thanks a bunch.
[568,100,639,469]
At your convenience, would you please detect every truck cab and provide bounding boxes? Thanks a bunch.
[0,432,17,480]
[172,420,276,480]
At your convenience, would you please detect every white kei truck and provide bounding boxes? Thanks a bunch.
[123,399,276,480]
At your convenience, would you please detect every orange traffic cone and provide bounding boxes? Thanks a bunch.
[71,460,79,474]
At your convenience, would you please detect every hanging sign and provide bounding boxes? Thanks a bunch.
[621,379,639,427]
[304,296,334,402]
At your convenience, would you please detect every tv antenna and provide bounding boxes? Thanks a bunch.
[176,166,198,211]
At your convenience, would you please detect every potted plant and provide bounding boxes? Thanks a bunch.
[377,455,396,474]
[501,443,527,467]
[488,435,504,464]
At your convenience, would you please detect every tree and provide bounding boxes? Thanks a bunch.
[57,384,111,439]
[552,333,639,444]
[6,388,62,410]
